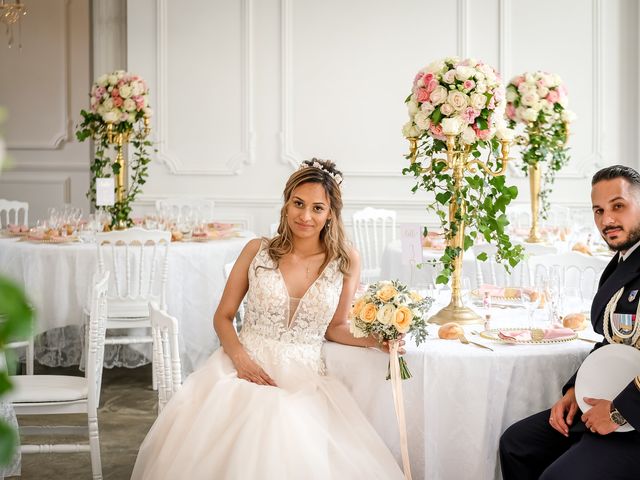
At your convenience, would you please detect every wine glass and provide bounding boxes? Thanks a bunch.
[520,287,542,328]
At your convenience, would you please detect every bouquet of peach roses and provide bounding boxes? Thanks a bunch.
[349,280,432,379]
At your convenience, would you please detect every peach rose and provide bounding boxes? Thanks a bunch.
[376,285,398,302]
[359,303,378,323]
[393,306,413,333]
[350,298,366,318]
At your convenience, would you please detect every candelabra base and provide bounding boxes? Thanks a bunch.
[428,302,483,325]
[114,220,128,231]
[526,229,544,243]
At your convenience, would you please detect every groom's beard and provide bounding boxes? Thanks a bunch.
[602,222,640,252]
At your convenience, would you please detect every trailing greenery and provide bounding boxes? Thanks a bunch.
[404,137,524,285]
[76,110,152,229]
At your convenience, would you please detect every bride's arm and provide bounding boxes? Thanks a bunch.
[213,238,277,386]
[324,248,405,354]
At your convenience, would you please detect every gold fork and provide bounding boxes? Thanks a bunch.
[458,334,494,351]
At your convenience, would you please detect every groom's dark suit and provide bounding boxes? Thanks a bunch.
[499,246,640,480]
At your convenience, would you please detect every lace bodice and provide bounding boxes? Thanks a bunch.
[238,243,344,373]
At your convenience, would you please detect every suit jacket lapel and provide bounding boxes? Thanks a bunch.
[591,248,640,329]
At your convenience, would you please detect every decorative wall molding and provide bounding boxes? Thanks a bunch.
[457,0,468,58]
[504,0,602,179]
[10,161,88,172]
[8,0,72,150]
[0,175,72,203]
[155,0,255,175]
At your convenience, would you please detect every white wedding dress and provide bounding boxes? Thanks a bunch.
[131,244,404,479]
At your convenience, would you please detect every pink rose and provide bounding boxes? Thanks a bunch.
[113,96,124,108]
[423,73,434,83]
[425,78,439,93]
[487,96,496,110]
[111,88,120,98]
[506,104,516,120]
[463,79,475,91]
[413,72,424,86]
[536,78,547,89]
[416,88,431,103]
[429,123,446,141]
[134,96,145,110]
[473,125,491,140]
[512,75,525,87]
[546,90,559,104]
[461,106,480,124]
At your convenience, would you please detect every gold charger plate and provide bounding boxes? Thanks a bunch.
[21,236,79,244]
[480,327,578,344]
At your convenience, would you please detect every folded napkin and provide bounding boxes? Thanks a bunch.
[498,327,575,342]
[7,224,29,233]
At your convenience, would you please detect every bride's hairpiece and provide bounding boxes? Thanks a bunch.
[298,160,343,186]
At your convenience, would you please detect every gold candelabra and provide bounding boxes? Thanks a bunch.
[409,134,512,325]
[105,117,150,229]
[0,0,27,49]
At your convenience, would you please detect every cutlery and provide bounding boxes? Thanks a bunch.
[578,337,599,343]
[458,334,494,351]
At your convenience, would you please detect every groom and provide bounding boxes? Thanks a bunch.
[499,165,640,479]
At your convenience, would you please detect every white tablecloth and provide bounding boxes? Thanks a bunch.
[324,305,600,480]
[0,233,255,375]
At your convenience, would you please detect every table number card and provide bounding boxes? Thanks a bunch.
[96,178,115,206]
[400,223,423,266]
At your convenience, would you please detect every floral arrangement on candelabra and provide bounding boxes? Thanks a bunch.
[403,56,524,325]
[505,71,575,242]
[76,70,153,229]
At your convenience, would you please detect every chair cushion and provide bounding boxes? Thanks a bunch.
[8,375,88,403]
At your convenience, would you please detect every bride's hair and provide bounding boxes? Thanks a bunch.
[266,158,351,275]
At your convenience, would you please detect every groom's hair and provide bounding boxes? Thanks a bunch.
[592,165,640,191]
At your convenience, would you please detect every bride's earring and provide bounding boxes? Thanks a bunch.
[325,219,331,229]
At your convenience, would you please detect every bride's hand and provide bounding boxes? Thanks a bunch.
[377,334,406,355]
[231,351,277,387]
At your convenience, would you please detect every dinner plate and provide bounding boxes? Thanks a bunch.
[575,344,640,432]
[480,327,577,344]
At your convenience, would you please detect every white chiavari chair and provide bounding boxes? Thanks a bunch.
[472,243,530,288]
[9,271,109,480]
[150,303,182,413]
[0,199,28,227]
[352,207,397,284]
[155,198,215,223]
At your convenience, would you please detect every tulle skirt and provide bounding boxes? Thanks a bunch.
[131,346,404,479]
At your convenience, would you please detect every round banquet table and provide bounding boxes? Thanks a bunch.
[324,302,602,480]
[0,232,255,375]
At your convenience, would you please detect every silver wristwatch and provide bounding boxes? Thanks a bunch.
[610,403,628,426]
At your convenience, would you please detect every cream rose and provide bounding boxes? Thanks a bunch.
[414,112,431,131]
[407,99,419,115]
[123,98,136,112]
[108,74,118,86]
[119,85,133,99]
[420,102,435,116]
[441,117,462,135]
[475,81,487,94]
[446,91,469,111]
[376,303,396,325]
[429,86,448,106]
[393,306,413,333]
[439,103,454,116]
[523,108,538,122]
[359,303,378,323]
[425,60,445,74]
[470,93,487,110]
[460,126,478,145]
[376,284,398,302]
[97,74,109,87]
[402,121,420,139]
[349,320,368,338]
[505,87,518,103]
[102,110,119,123]
[521,92,540,107]
[442,70,456,84]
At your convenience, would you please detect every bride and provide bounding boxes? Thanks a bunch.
[131,159,405,479]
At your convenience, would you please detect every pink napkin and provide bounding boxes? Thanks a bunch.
[498,327,575,342]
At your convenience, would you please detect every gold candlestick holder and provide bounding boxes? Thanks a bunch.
[409,134,512,325]
[105,117,151,230]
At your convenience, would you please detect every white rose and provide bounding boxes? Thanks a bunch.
[425,60,445,74]
[441,117,463,135]
[474,71,485,81]
[443,69,456,84]
[537,86,549,98]
[429,85,448,105]
[518,82,535,95]
[460,126,477,145]
[540,99,554,113]
[420,102,435,116]
[143,107,153,118]
[551,74,562,87]
[475,81,487,94]
[470,93,487,110]
[402,121,420,138]
[96,75,108,87]
[103,98,114,110]
[523,108,538,122]
[119,85,133,98]
[446,90,469,111]
[124,98,136,112]
[414,112,431,131]
[455,66,474,81]
[407,99,419,115]
[506,87,518,103]
[108,74,118,86]
[561,110,577,123]
[521,92,540,107]
[439,103,454,116]
[127,113,136,124]
[102,110,119,123]
[132,82,144,96]
[349,320,368,338]
[376,303,396,325]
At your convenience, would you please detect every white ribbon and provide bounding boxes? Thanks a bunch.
[389,340,412,480]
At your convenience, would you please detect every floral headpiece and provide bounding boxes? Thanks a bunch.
[298,160,343,186]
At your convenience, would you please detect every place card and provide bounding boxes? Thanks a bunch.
[96,177,115,206]
[400,223,423,266]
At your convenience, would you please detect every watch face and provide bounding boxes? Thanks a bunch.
[611,409,626,426]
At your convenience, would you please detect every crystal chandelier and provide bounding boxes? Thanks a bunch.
[0,0,27,49]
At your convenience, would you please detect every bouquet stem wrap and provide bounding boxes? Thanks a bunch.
[389,340,412,480]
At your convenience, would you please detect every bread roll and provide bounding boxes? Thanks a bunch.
[171,230,183,242]
[438,322,464,340]
[563,312,587,331]
[572,242,591,255]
